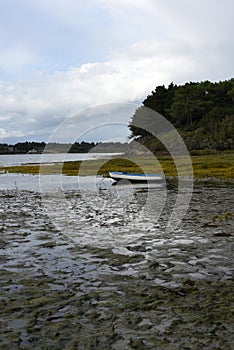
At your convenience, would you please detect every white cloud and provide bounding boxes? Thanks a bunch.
[0,127,25,140]
[0,39,201,142]
[0,115,11,121]
[0,0,233,142]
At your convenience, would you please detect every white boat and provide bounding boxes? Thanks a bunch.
[109,171,163,182]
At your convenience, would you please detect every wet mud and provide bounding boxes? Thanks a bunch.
[0,180,233,349]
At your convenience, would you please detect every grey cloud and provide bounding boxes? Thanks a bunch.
[0,0,233,142]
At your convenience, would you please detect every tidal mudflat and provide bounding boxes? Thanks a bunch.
[0,178,233,349]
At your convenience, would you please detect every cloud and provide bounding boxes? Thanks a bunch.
[0,39,201,142]
[0,0,233,142]
[1,0,233,80]
[0,127,25,139]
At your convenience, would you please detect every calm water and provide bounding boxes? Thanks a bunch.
[0,152,119,166]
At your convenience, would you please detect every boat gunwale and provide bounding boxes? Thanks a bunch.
[109,171,164,182]
[109,171,163,177]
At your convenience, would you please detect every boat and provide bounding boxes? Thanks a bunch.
[109,171,164,183]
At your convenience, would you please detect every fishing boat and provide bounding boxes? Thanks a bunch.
[109,171,163,183]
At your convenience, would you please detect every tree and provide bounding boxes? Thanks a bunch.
[128,79,234,151]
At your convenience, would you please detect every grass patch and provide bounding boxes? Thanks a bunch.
[0,153,233,179]
[191,153,234,178]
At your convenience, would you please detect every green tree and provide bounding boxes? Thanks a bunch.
[128,79,234,151]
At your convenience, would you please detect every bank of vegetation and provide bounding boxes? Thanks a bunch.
[1,153,233,179]
[129,78,234,152]
[0,141,128,154]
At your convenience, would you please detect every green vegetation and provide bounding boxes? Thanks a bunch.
[191,153,234,178]
[129,79,234,151]
[1,153,233,179]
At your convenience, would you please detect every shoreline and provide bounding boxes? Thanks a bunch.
[0,153,233,179]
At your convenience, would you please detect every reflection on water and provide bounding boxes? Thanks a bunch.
[0,152,119,166]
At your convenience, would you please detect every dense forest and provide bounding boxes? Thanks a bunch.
[129,79,234,152]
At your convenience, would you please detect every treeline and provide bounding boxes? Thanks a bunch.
[129,79,234,151]
[0,141,128,154]
[0,142,46,154]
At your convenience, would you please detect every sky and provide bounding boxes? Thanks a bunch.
[0,0,233,143]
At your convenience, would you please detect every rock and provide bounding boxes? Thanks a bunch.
[126,245,148,252]
[129,337,145,348]
[213,232,232,237]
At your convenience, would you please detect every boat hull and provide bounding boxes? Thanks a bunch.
[109,172,163,183]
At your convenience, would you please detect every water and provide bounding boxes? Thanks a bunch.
[0,152,119,166]
[0,173,102,191]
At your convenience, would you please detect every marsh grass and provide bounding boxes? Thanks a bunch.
[211,212,233,224]
[0,153,233,179]
[191,154,234,178]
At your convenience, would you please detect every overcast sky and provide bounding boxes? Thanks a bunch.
[0,0,233,143]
